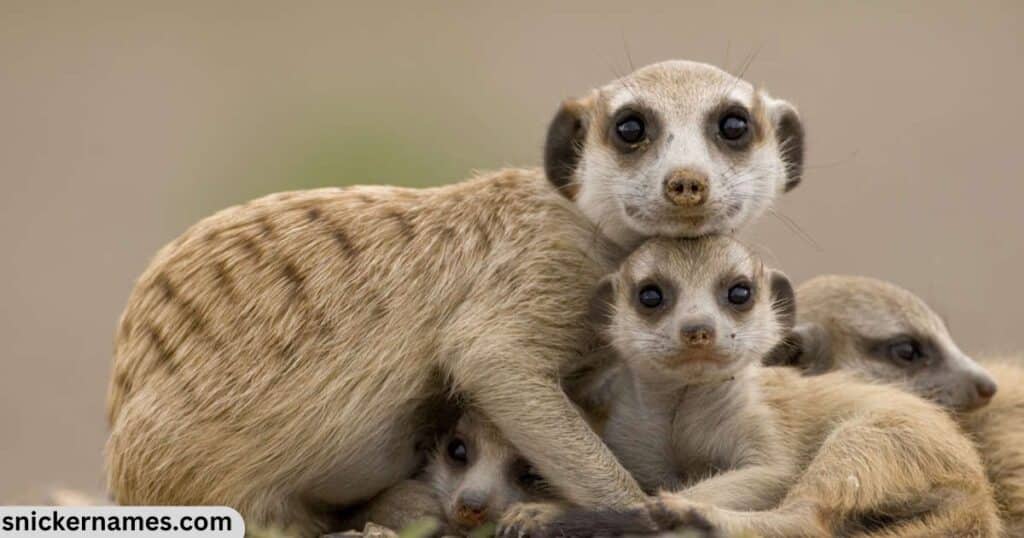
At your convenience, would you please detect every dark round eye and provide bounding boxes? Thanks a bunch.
[638,285,663,308]
[889,341,923,363]
[719,114,749,141]
[446,438,468,465]
[727,283,752,306]
[616,116,646,144]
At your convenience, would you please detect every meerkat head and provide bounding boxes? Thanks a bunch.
[764,275,997,412]
[425,410,556,533]
[545,60,804,248]
[594,236,795,385]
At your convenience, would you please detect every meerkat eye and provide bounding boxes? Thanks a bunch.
[638,285,663,308]
[446,438,468,465]
[719,113,749,141]
[727,283,753,306]
[615,116,646,144]
[889,340,924,364]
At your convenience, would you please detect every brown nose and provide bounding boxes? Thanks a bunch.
[665,169,710,207]
[681,323,715,348]
[975,377,998,400]
[454,495,488,528]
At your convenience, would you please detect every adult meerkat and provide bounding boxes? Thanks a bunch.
[539,237,999,537]
[106,60,805,535]
[765,275,997,411]
[765,275,1024,535]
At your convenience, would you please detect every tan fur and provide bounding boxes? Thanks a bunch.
[960,358,1024,537]
[783,275,997,411]
[576,238,1000,537]
[105,60,802,536]
[778,275,1024,535]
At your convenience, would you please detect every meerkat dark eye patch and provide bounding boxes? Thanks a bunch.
[863,335,936,369]
[719,114,749,141]
[607,104,659,154]
[707,103,756,152]
[616,116,645,144]
[446,438,469,465]
[727,283,752,305]
[638,285,664,308]
[720,276,757,313]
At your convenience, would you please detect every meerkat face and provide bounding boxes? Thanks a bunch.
[425,411,555,533]
[766,275,997,412]
[596,236,794,385]
[545,60,804,248]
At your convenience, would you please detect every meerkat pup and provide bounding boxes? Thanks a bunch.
[540,237,999,537]
[342,409,558,535]
[765,274,1024,535]
[106,60,806,535]
[765,274,998,411]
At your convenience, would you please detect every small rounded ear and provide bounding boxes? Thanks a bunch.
[763,322,834,375]
[766,97,804,192]
[544,94,593,198]
[769,270,796,331]
[587,274,617,330]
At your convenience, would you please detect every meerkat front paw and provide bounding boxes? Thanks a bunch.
[495,502,565,538]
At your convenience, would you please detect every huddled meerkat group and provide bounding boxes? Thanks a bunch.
[106,60,1022,537]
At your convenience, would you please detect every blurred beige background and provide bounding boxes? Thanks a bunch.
[1,1,1021,499]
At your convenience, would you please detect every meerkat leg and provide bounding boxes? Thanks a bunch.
[674,461,797,511]
[340,480,446,534]
[696,411,996,537]
[563,410,997,537]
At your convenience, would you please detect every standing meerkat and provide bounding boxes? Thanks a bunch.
[765,274,1024,534]
[540,237,999,537]
[105,60,805,535]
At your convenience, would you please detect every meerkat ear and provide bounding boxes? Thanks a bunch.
[763,322,834,374]
[766,97,804,192]
[769,270,796,331]
[544,93,594,199]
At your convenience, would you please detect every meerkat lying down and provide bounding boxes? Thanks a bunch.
[766,274,1024,535]
[537,237,1000,537]
[106,60,805,535]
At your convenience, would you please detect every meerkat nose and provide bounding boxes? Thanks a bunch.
[974,375,998,401]
[454,492,489,527]
[664,169,710,207]
[680,320,716,348]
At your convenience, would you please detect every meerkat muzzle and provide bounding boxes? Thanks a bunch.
[664,169,710,208]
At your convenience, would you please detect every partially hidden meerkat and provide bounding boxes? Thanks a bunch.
[764,275,998,411]
[537,237,1000,537]
[105,60,806,535]
[341,409,559,535]
[765,274,1024,535]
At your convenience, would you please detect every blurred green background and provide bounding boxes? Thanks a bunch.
[1,1,1022,499]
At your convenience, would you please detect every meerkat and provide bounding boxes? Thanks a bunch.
[105,59,805,536]
[341,409,558,535]
[764,274,998,411]
[764,274,1024,534]
[538,237,1000,537]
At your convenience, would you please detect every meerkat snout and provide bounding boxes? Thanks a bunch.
[680,318,716,348]
[665,169,710,208]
